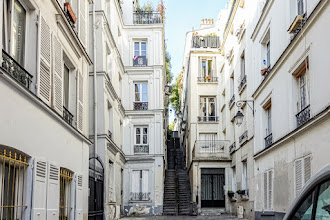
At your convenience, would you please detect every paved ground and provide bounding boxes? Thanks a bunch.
[122,215,242,220]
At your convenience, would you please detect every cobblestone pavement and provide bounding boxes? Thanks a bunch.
[121,214,242,220]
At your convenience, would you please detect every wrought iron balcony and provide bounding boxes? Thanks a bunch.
[133,56,148,67]
[192,36,220,48]
[229,95,235,108]
[196,140,225,153]
[264,133,273,148]
[238,75,247,92]
[197,76,218,83]
[229,142,236,154]
[129,192,151,201]
[296,105,310,127]
[193,140,230,160]
[133,102,148,110]
[197,116,219,122]
[108,130,112,140]
[134,145,149,154]
[63,106,74,125]
[133,12,162,24]
[239,130,248,144]
[1,50,33,89]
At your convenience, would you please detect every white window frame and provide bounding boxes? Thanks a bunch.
[134,83,148,102]
[267,106,272,135]
[134,41,147,57]
[266,41,270,68]
[298,71,309,111]
[201,58,213,77]
[242,161,248,190]
[240,52,245,80]
[199,96,216,121]
[294,155,312,196]
[134,126,148,145]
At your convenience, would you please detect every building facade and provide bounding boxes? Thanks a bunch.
[0,0,91,219]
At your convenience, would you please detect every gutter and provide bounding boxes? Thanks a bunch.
[92,1,98,165]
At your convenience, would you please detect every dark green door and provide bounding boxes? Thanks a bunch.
[201,169,225,208]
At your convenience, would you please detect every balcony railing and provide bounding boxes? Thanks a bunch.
[192,36,220,48]
[296,105,310,127]
[264,133,273,148]
[193,140,230,160]
[63,106,74,125]
[229,95,235,108]
[134,145,149,154]
[197,76,218,83]
[229,142,236,154]
[239,130,248,144]
[197,116,219,122]
[130,192,151,201]
[133,56,148,67]
[238,75,247,92]
[133,12,162,24]
[108,130,112,140]
[134,102,148,110]
[1,50,33,89]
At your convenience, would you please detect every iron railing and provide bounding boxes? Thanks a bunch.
[262,67,271,80]
[134,102,148,110]
[197,77,218,83]
[195,140,225,153]
[133,12,162,24]
[229,94,235,107]
[134,145,149,154]
[197,116,219,122]
[239,130,248,144]
[238,75,247,92]
[60,169,73,219]
[1,50,33,89]
[264,133,273,148]
[229,142,236,154]
[191,36,220,48]
[129,192,151,201]
[296,105,310,127]
[63,106,74,125]
[133,56,147,66]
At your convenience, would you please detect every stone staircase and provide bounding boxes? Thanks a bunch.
[163,136,192,216]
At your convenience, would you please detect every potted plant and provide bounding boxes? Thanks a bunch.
[236,189,246,195]
[227,190,235,198]
[261,68,269,76]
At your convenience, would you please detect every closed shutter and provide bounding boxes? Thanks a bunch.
[263,172,267,210]
[132,171,140,193]
[46,163,60,220]
[295,159,303,196]
[304,156,311,183]
[33,159,47,220]
[79,0,87,46]
[76,174,83,220]
[77,71,84,131]
[268,170,273,210]
[38,16,52,105]
[52,36,63,115]
[142,170,149,194]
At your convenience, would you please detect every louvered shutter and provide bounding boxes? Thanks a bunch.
[268,170,273,210]
[263,172,268,210]
[304,156,311,184]
[33,159,47,220]
[295,159,303,196]
[132,171,140,193]
[38,16,52,105]
[52,36,63,115]
[79,0,87,46]
[142,170,149,194]
[46,163,60,220]
[77,71,84,131]
[76,174,83,220]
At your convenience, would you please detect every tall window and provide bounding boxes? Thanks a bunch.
[232,167,236,192]
[230,75,234,97]
[299,72,309,111]
[240,53,245,80]
[201,59,213,77]
[266,41,270,68]
[242,161,248,190]
[134,83,148,102]
[199,97,216,122]
[131,170,150,201]
[267,106,272,135]
[63,64,70,109]
[60,168,72,219]
[264,169,273,210]
[134,42,147,57]
[297,0,305,15]
[135,126,148,145]
[106,47,112,77]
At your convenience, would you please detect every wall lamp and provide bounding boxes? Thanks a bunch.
[234,100,254,127]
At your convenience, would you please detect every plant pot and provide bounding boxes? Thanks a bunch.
[228,192,235,198]
[261,68,268,76]
[237,190,246,195]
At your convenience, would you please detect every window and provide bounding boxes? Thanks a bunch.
[298,71,309,111]
[199,97,216,122]
[240,53,245,80]
[242,161,248,190]
[266,41,270,68]
[316,180,330,219]
[108,161,114,202]
[297,0,305,15]
[106,46,112,77]
[134,83,148,102]
[267,106,272,135]
[294,155,311,196]
[261,30,270,70]
[135,126,148,145]
[232,167,236,192]
[134,42,147,57]
[131,170,150,201]
[230,75,234,97]
[108,103,113,138]
[264,169,273,210]
[63,64,70,109]
[60,168,73,219]
[201,58,213,77]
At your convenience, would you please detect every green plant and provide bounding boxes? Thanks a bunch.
[170,74,181,114]
[205,33,218,37]
[228,190,235,198]
[236,190,246,195]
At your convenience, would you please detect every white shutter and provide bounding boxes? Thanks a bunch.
[33,159,47,220]
[52,36,63,115]
[268,170,273,210]
[38,16,52,105]
[46,163,60,220]
[304,156,311,184]
[212,57,216,77]
[77,71,84,131]
[295,159,303,196]
[76,174,83,220]
[263,172,268,210]
[79,0,87,46]
[132,171,140,193]
[142,170,149,194]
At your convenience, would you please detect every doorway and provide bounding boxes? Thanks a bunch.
[201,168,225,208]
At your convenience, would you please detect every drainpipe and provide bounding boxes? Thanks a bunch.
[92,2,98,165]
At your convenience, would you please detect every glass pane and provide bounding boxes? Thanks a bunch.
[267,42,270,67]
[136,128,140,134]
[135,84,140,92]
[143,135,147,144]
[208,60,212,76]
[135,84,140,101]
[143,128,147,134]
[291,189,315,220]
[142,84,148,101]
[142,84,148,93]
[63,65,70,108]
[202,61,206,77]
[12,0,26,65]
[136,135,140,144]
[142,92,148,102]
[141,42,146,51]
[200,101,206,117]
[134,42,140,51]
[315,180,330,219]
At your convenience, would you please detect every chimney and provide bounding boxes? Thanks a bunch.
[200,18,214,28]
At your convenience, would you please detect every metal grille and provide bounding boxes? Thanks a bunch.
[60,169,72,220]
[0,149,29,220]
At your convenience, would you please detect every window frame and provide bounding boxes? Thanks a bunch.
[297,0,306,15]
[199,96,216,121]
[266,41,271,68]
[134,83,148,102]
[134,41,147,57]
[134,126,148,145]
[240,52,245,80]
[200,58,213,78]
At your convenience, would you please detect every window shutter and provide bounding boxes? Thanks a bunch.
[77,71,84,131]
[132,171,140,193]
[212,57,216,77]
[76,174,83,220]
[142,170,149,194]
[79,0,87,47]
[295,159,303,196]
[52,36,63,115]
[38,16,52,105]
[46,163,60,220]
[33,159,48,220]
[304,156,311,184]
[263,172,268,210]
[268,170,273,210]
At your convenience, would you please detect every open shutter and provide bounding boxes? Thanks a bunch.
[53,36,63,115]
[33,159,47,220]
[295,159,303,196]
[142,170,149,194]
[212,56,216,77]
[76,174,83,220]
[304,156,311,184]
[268,170,273,210]
[46,163,60,220]
[263,172,268,210]
[79,0,87,47]
[77,71,84,131]
[38,16,52,105]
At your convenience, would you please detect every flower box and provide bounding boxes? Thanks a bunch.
[261,68,268,76]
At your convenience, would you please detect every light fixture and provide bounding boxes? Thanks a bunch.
[178,111,183,120]
[234,110,244,127]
